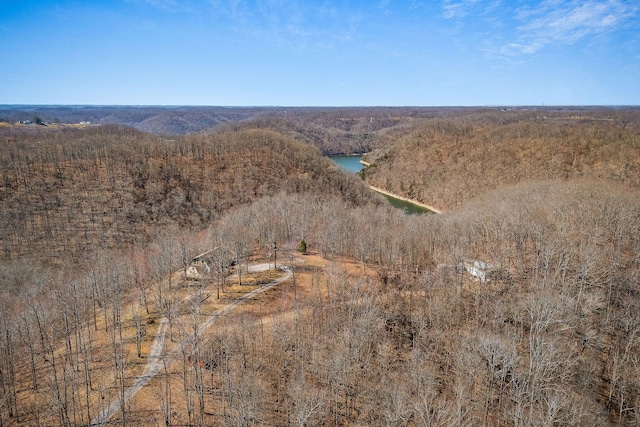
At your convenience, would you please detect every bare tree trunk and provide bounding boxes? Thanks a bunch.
[132,308,145,358]
[79,326,94,424]
[158,353,172,426]
[18,315,38,392]
[0,315,17,422]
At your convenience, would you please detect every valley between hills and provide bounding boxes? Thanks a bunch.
[0,106,639,426]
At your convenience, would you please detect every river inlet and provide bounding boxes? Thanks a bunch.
[328,155,434,215]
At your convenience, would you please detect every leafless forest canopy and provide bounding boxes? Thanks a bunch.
[0,107,639,426]
[362,113,640,211]
[0,125,377,262]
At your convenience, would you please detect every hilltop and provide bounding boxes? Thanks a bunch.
[361,109,640,211]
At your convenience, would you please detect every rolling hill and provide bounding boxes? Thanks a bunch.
[0,124,378,264]
[361,110,640,211]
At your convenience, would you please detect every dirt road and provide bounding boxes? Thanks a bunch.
[89,264,291,426]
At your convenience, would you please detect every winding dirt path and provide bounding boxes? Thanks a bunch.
[89,265,291,426]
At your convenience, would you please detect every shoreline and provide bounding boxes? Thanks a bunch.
[330,154,441,214]
[367,184,442,214]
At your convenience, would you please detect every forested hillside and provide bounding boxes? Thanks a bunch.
[1,105,476,153]
[0,125,377,263]
[1,180,638,426]
[220,107,440,155]
[196,181,640,426]
[0,106,269,134]
[0,110,639,426]
[362,111,640,211]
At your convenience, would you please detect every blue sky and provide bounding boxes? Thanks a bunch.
[1,0,638,106]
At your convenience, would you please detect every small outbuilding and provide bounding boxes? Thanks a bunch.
[457,260,501,283]
[184,249,215,280]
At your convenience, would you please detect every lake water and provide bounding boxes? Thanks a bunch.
[379,193,433,215]
[330,155,365,173]
[328,155,432,215]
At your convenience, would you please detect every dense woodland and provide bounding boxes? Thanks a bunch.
[0,125,376,263]
[362,111,640,211]
[0,105,442,147]
[0,108,639,426]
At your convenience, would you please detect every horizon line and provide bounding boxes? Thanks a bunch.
[2,104,639,109]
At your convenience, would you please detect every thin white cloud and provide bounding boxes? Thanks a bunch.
[505,0,637,55]
[140,0,193,13]
[441,0,482,19]
[207,0,365,50]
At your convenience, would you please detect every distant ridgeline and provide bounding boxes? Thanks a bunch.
[4,105,607,154]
